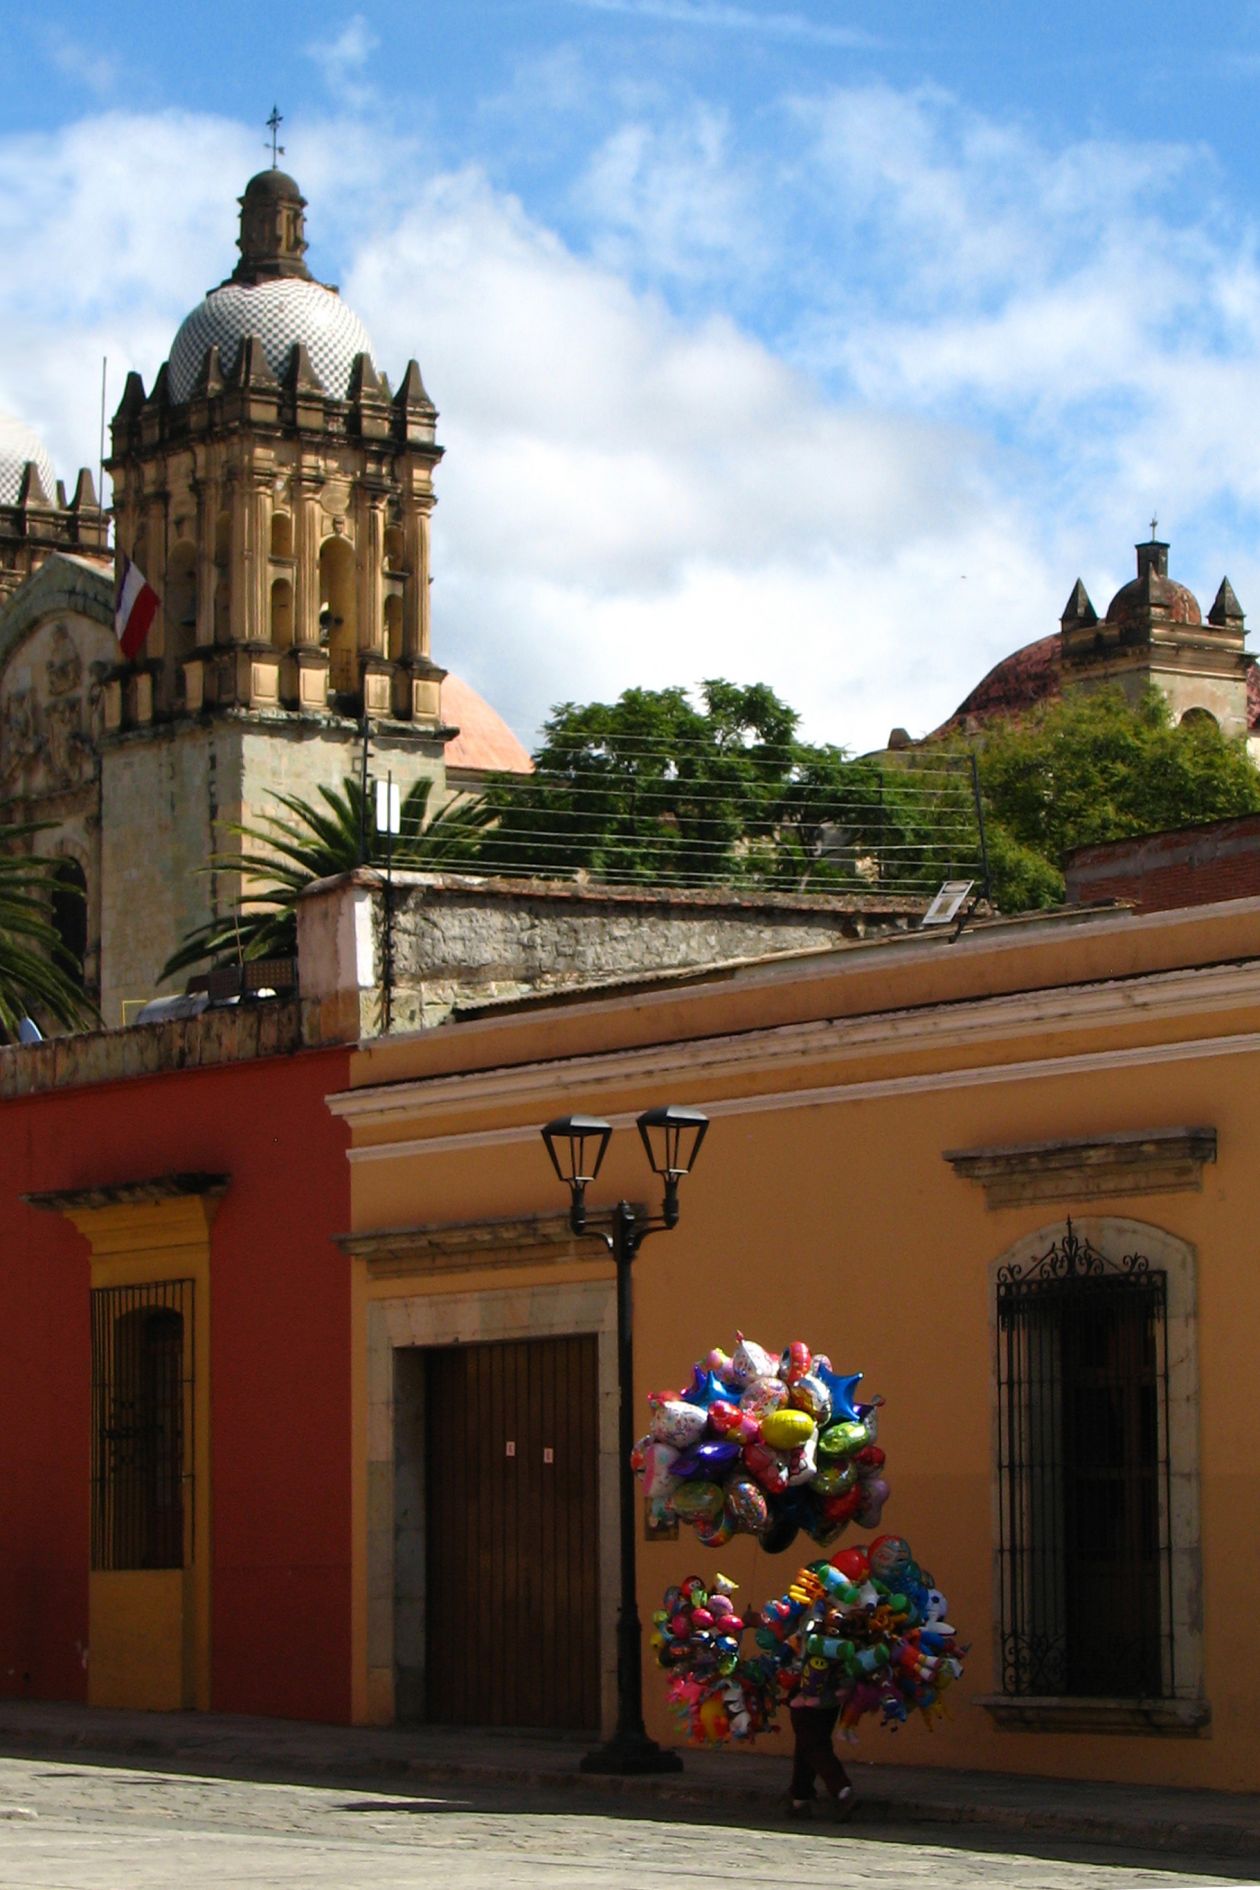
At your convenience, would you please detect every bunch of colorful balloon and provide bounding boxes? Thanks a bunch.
[631,1333,889,1553]
[755,1534,966,1735]
[651,1573,783,1746]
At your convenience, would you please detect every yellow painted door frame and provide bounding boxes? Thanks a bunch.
[57,1184,220,1712]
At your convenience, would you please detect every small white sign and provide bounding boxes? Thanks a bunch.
[921,880,974,927]
[375,779,401,836]
[543,1447,554,1464]
[505,1440,516,1458]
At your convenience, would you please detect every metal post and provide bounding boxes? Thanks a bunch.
[580,1199,681,1774]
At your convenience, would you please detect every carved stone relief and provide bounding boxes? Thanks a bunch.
[0,612,116,803]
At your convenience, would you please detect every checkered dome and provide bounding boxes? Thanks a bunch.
[0,411,57,506]
[167,279,377,403]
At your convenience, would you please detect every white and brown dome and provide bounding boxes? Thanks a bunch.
[0,412,57,507]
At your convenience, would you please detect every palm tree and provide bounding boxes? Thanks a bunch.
[162,775,495,982]
[0,822,99,1039]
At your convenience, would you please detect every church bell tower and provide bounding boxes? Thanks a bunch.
[79,163,456,1021]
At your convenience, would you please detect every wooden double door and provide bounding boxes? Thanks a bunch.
[424,1334,600,1730]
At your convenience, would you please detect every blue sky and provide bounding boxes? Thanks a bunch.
[4,1,1260,750]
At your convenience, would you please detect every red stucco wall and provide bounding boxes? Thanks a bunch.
[0,1039,352,1721]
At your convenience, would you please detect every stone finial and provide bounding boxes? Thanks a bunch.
[229,335,278,389]
[70,468,99,511]
[1060,578,1098,627]
[1208,577,1245,628]
[114,371,147,424]
[145,362,172,412]
[16,460,51,506]
[281,340,325,394]
[348,352,384,401]
[231,168,312,285]
[394,360,435,415]
[191,343,224,399]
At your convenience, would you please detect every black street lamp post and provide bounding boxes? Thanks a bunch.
[541,1104,709,1775]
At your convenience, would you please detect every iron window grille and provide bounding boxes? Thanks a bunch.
[90,1280,193,1571]
[995,1223,1172,1700]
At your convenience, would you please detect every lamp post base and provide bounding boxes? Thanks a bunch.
[579,1731,684,1775]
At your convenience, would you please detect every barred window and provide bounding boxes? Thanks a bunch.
[995,1223,1172,1700]
[90,1281,193,1571]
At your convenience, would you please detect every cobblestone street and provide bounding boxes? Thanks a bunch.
[0,1757,1253,1890]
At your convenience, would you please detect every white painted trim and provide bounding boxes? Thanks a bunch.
[344,1022,1260,1164]
[327,957,1260,1128]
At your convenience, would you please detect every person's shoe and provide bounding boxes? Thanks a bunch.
[786,1798,813,1819]
[822,1786,855,1822]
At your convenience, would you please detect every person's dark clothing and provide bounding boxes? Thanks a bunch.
[788,1703,852,1801]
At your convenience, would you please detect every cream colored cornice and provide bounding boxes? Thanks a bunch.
[329,957,1260,1162]
[330,957,1260,1125]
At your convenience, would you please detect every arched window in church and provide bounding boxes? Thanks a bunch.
[271,513,293,560]
[213,511,231,642]
[167,542,197,660]
[384,525,405,573]
[384,594,403,663]
[320,536,357,695]
[51,857,87,990]
[271,578,294,649]
[1180,706,1218,730]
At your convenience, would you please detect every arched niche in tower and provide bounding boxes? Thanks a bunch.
[319,535,357,695]
[384,592,403,662]
[167,542,198,660]
[213,510,231,643]
[51,856,88,991]
[384,524,405,573]
[271,577,294,649]
[271,512,293,560]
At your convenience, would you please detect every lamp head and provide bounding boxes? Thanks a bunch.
[541,1114,612,1233]
[636,1104,709,1180]
[637,1105,708,1226]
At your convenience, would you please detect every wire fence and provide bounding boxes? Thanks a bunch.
[463,747,986,898]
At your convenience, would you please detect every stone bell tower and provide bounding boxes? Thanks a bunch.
[107,167,447,729]
[88,166,454,1021]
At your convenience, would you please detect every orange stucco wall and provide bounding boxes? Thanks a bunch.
[341,901,1260,1791]
[0,1042,353,1721]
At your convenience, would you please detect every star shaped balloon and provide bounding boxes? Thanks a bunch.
[814,1364,863,1424]
[681,1365,731,1410]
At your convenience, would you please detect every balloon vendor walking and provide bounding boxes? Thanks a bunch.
[784,1639,854,1819]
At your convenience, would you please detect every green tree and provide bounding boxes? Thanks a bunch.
[475,680,976,893]
[967,688,1260,909]
[162,776,494,982]
[0,822,98,1039]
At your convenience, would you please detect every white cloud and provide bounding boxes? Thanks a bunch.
[305,15,380,109]
[573,105,768,287]
[562,0,881,50]
[5,89,1260,757]
[42,29,120,99]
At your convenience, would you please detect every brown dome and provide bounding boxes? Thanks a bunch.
[1105,575,1201,630]
[932,633,1060,737]
[1104,538,1201,633]
[441,673,534,774]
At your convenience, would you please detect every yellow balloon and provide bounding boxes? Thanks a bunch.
[760,1408,815,1449]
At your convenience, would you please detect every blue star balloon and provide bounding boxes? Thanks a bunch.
[814,1364,863,1424]
[681,1365,730,1410]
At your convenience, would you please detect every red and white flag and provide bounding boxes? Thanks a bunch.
[114,555,159,661]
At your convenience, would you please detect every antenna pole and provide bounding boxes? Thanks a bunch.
[970,749,992,905]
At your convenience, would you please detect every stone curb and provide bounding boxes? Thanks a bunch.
[1,1721,1259,1863]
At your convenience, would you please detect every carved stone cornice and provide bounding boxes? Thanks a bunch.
[944,1127,1216,1209]
[334,1208,634,1279]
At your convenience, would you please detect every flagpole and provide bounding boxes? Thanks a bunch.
[98,356,108,539]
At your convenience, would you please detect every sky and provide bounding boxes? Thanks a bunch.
[4,2,1260,753]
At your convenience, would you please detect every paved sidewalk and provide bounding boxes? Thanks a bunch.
[0,1701,1255,1866]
